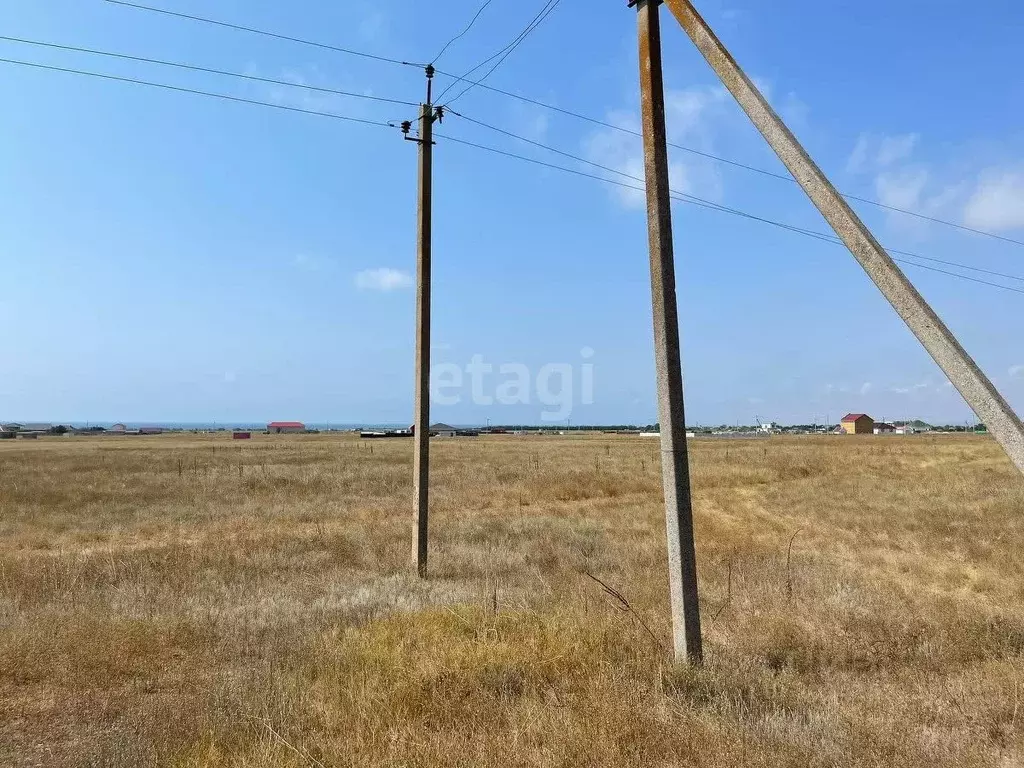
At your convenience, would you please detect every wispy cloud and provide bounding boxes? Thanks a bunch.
[859,382,873,395]
[847,133,1024,235]
[249,64,380,119]
[847,133,918,175]
[355,267,413,292]
[964,171,1024,232]
[889,381,931,395]
[1010,364,1024,379]
[582,85,730,209]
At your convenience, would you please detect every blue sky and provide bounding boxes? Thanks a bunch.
[2,0,1023,426]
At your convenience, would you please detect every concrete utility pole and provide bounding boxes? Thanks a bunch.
[661,0,1024,477]
[633,0,703,664]
[405,66,441,577]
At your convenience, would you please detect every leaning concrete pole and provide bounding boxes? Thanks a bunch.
[413,100,433,577]
[662,0,1024,476]
[635,0,703,664]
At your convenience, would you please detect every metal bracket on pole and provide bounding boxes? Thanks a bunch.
[660,0,1024,476]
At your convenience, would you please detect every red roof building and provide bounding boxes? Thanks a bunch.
[267,421,306,434]
[840,413,874,435]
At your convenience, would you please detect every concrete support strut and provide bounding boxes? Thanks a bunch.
[413,102,433,577]
[663,0,1024,476]
[636,0,704,664]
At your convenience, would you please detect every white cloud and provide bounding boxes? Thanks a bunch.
[254,65,379,119]
[890,381,931,395]
[847,133,918,175]
[859,382,873,395]
[582,112,684,209]
[847,134,1024,236]
[508,100,550,142]
[846,135,871,175]
[582,85,729,209]
[845,133,979,236]
[875,168,929,210]
[1010,365,1024,379]
[877,134,919,168]
[355,267,413,292]
[964,171,1024,232]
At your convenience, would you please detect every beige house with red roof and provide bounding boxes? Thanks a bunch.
[840,413,874,434]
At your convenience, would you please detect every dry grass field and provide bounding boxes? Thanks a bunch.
[1,432,1023,767]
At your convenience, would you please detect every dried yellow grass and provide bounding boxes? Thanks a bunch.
[1,432,1022,766]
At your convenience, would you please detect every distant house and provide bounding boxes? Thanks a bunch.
[429,422,457,438]
[232,431,251,440]
[268,421,305,434]
[138,427,164,435]
[110,423,127,433]
[873,422,896,434]
[4,423,53,437]
[840,413,874,435]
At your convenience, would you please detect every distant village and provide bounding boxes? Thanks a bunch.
[0,414,987,440]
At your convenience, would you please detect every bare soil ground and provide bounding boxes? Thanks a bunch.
[1,432,1022,766]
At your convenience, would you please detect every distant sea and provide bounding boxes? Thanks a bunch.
[62,422,410,431]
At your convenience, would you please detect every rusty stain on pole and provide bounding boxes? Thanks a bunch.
[413,101,433,577]
[662,0,1024,476]
[636,0,703,664]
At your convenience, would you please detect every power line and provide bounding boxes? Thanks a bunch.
[432,0,495,66]
[0,57,397,128]
[446,111,1024,284]
[435,0,561,106]
[103,0,424,68]
[430,76,1024,249]
[446,0,560,106]
[432,133,1024,296]
[0,36,420,107]
[101,0,1023,248]
[6,47,1019,296]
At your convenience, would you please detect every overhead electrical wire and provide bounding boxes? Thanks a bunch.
[0,35,420,107]
[432,76,1024,249]
[3,51,1019,296]
[0,57,397,128]
[103,0,424,68]
[435,0,561,106]
[431,0,495,66]
[431,133,1024,296]
[445,110,1024,285]
[100,0,1024,248]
